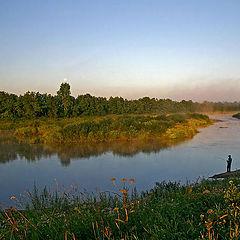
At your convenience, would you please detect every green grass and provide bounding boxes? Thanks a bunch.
[0,113,212,144]
[1,178,239,240]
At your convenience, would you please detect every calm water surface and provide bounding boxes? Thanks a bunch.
[1,115,240,206]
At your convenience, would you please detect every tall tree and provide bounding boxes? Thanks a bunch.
[57,82,72,117]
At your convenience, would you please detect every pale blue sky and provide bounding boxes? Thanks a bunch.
[1,0,240,101]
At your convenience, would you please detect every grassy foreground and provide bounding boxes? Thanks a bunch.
[1,178,240,239]
[0,113,212,144]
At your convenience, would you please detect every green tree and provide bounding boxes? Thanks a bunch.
[57,82,72,117]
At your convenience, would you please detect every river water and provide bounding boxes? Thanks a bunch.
[1,115,240,207]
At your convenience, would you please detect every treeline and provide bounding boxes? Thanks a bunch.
[0,82,239,119]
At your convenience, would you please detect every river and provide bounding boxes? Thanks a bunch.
[1,114,240,207]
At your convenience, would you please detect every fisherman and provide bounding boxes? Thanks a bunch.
[227,155,232,172]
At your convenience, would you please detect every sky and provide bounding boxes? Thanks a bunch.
[0,0,240,102]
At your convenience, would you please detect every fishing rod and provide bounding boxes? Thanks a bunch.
[218,157,226,161]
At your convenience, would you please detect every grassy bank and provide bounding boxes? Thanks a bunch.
[0,113,212,144]
[233,113,240,119]
[1,178,240,239]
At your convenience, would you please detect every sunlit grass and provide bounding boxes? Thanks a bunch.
[0,113,212,144]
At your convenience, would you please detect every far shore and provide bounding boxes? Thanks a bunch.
[201,111,239,116]
[0,113,212,144]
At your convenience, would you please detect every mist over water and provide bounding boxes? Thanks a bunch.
[1,115,240,207]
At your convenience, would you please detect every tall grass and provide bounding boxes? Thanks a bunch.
[1,178,238,239]
[9,113,212,144]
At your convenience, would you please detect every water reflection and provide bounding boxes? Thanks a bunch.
[2,115,240,207]
[0,132,52,163]
[0,131,186,166]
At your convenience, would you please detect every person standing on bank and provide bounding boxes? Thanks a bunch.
[227,155,233,172]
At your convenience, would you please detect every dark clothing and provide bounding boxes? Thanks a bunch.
[227,156,232,172]
[227,162,231,172]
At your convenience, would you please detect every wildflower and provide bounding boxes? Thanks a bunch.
[229,180,233,184]
[121,178,127,182]
[109,178,116,182]
[114,207,119,211]
[203,190,210,194]
[129,179,135,182]
[219,214,228,219]
[120,189,127,194]
[10,196,16,200]
[207,209,214,214]
[200,214,204,219]
[149,191,153,194]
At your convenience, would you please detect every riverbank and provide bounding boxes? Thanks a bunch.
[233,112,240,119]
[210,169,240,178]
[0,113,212,144]
[1,178,239,239]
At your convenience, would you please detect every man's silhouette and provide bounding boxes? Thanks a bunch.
[227,155,232,172]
